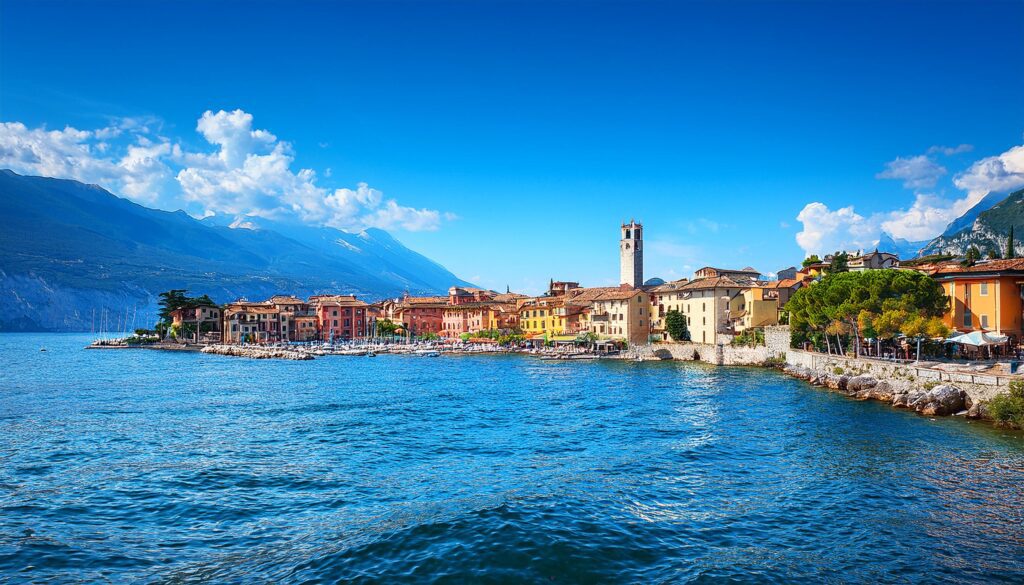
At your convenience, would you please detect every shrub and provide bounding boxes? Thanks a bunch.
[832,366,844,375]
[988,379,1024,428]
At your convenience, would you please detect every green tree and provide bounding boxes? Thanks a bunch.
[157,289,189,323]
[1008,226,1016,259]
[802,254,821,268]
[988,247,1002,260]
[964,245,981,266]
[786,269,949,354]
[829,251,850,273]
[376,319,399,336]
[664,309,690,341]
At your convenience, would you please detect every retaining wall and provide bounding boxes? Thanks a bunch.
[785,349,1010,403]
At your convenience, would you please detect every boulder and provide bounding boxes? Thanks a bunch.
[846,375,877,393]
[966,401,989,420]
[893,389,923,409]
[913,385,967,416]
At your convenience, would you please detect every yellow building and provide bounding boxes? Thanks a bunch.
[926,260,1024,338]
[519,297,568,338]
[728,285,780,332]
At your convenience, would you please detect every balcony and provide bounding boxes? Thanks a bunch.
[591,312,610,322]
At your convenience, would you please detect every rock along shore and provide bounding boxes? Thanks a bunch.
[780,363,987,419]
[200,344,313,360]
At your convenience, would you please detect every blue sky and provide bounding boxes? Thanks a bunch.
[2,0,1023,293]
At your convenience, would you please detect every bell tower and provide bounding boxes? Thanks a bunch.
[620,219,643,287]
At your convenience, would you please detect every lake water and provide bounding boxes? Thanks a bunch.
[2,333,1023,583]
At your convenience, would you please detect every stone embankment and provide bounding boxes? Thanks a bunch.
[781,364,985,419]
[200,345,313,360]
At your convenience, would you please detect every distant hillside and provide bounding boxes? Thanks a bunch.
[921,188,1024,256]
[0,170,472,331]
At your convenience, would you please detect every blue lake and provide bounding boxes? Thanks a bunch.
[2,333,1023,583]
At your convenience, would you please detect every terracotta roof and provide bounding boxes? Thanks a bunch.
[680,276,754,291]
[564,286,622,302]
[648,278,690,292]
[405,296,449,304]
[930,259,1024,275]
[764,278,800,289]
[593,289,645,301]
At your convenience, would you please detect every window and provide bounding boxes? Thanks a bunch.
[981,315,989,328]
[980,282,989,296]
[333,320,339,327]
[963,312,971,328]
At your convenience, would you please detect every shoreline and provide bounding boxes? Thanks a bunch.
[83,338,1019,428]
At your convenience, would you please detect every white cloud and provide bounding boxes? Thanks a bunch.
[796,141,1024,256]
[876,155,946,189]
[0,109,451,233]
[795,202,880,255]
[953,144,1024,200]
[0,120,175,205]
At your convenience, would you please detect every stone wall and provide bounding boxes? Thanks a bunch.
[785,349,1011,403]
[628,342,769,366]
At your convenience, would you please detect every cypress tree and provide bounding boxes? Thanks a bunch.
[1008,226,1016,259]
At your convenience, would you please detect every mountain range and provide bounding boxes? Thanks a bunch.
[0,170,472,331]
[919,188,1024,257]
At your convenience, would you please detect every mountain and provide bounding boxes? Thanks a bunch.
[0,170,473,331]
[920,188,1024,256]
[940,191,1006,237]
[877,232,928,260]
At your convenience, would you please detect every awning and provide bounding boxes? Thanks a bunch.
[946,331,1009,347]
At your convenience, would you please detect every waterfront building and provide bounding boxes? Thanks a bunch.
[677,275,759,344]
[311,294,370,341]
[620,220,643,287]
[919,259,1024,339]
[587,287,651,345]
[290,314,320,342]
[519,296,568,339]
[647,278,690,340]
[728,285,781,332]
[222,302,282,343]
[169,303,222,342]
[385,293,447,337]
[268,295,312,342]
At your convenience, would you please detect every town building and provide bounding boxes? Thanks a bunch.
[677,275,758,345]
[776,266,798,281]
[169,303,222,343]
[728,285,782,332]
[383,293,447,337]
[647,278,690,340]
[587,287,652,345]
[268,295,312,342]
[620,220,643,287]
[310,295,370,341]
[921,259,1024,339]
[222,302,281,343]
[848,250,899,271]
[693,266,762,281]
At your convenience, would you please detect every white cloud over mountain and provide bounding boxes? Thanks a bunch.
[0,110,449,232]
[795,141,1024,256]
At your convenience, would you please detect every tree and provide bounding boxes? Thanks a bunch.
[157,289,189,323]
[988,248,1002,260]
[664,309,690,341]
[802,254,821,268]
[829,251,849,273]
[964,245,981,266]
[786,269,949,355]
[1008,226,1016,259]
[376,319,399,336]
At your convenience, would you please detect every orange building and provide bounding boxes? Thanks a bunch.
[925,259,1024,340]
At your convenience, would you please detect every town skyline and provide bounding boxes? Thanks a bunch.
[2,1,1023,295]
